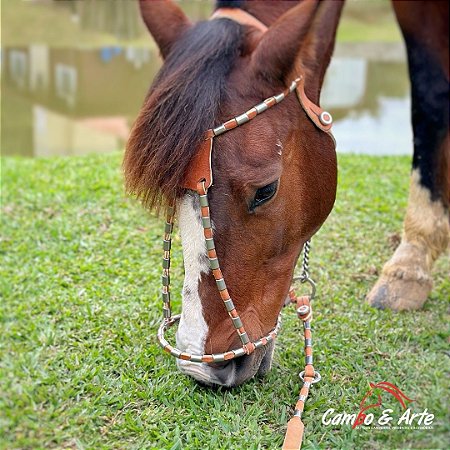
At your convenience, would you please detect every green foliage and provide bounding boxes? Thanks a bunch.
[1,153,449,449]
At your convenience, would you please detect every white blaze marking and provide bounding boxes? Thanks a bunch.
[176,193,210,365]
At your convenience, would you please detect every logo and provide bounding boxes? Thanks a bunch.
[321,381,434,430]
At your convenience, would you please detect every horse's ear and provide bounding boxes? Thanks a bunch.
[139,0,191,59]
[296,0,345,103]
[250,0,344,104]
[250,0,319,82]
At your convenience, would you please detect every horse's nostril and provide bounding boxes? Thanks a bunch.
[209,343,274,387]
[207,360,229,370]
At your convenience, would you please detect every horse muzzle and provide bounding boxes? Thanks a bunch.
[177,340,275,387]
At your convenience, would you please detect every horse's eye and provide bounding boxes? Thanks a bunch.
[250,180,279,211]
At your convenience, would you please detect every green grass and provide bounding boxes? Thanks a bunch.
[1,153,449,450]
[337,0,402,43]
[2,0,401,47]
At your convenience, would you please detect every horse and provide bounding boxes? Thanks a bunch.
[124,0,449,390]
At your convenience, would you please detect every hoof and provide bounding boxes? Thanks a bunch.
[366,243,433,311]
[367,274,432,311]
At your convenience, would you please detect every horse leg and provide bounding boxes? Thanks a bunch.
[367,0,449,310]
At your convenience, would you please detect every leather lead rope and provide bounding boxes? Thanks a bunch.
[282,244,320,450]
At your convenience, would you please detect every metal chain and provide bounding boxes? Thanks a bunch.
[291,239,315,301]
[300,240,310,282]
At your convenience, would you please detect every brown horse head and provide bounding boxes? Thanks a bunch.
[124,0,343,386]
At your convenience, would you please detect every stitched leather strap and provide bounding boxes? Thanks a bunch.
[295,76,333,133]
[183,137,213,190]
[181,77,303,190]
[283,417,305,450]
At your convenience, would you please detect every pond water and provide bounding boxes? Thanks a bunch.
[1,1,412,157]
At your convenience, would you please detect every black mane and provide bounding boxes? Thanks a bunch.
[124,18,243,208]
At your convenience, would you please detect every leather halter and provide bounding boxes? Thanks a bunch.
[158,9,335,450]
[159,81,302,363]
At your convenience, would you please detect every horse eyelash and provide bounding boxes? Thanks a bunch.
[248,180,279,212]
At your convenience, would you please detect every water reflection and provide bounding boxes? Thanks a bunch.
[2,46,160,157]
[322,55,412,155]
[1,44,411,157]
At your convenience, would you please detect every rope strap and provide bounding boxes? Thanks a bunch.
[282,286,320,449]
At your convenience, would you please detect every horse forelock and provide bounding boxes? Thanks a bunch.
[123,19,243,209]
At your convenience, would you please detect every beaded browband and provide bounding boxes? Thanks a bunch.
[183,75,333,191]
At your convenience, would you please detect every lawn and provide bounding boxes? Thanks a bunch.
[2,0,401,47]
[1,153,449,450]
